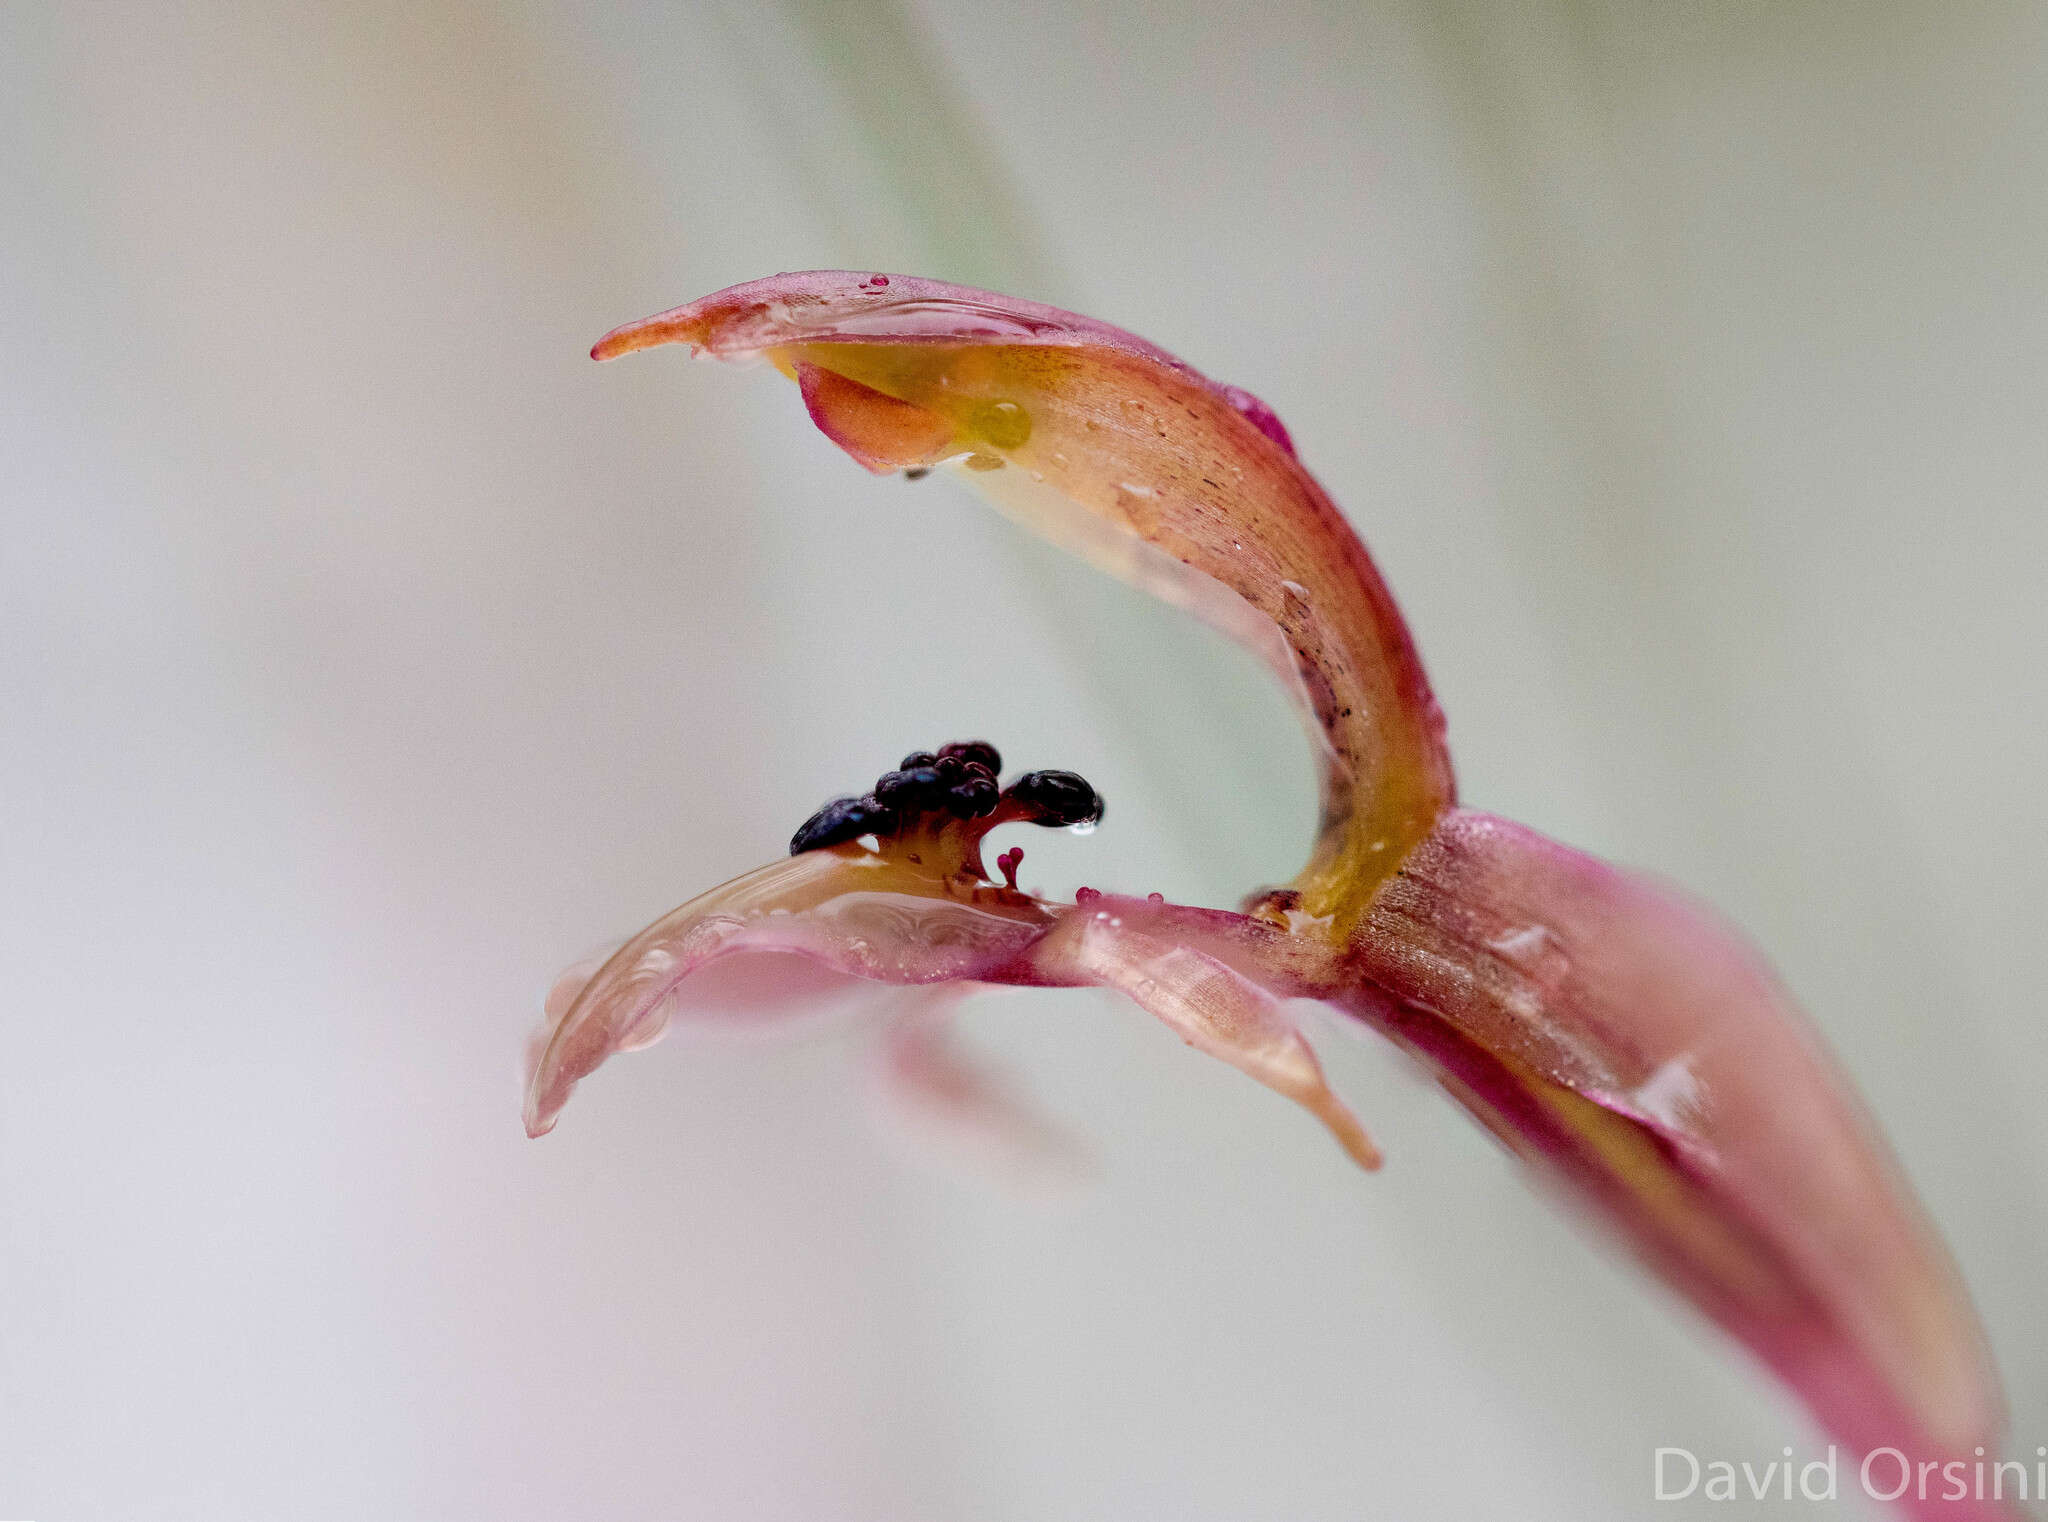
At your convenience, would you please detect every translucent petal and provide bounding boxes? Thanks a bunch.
[1019,894,1380,1170]
[524,848,1053,1137]
[582,275,2014,1506]
[592,271,1455,935]
[1349,810,2006,1482]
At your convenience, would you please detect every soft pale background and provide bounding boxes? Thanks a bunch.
[4,2,2044,1518]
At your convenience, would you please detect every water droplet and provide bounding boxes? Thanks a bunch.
[1489,926,1572,1001]
[1487,925,1559,968]
[1067,820,1097,835]
[782,296,1056,340]
[974,399,1032,449]
[1633,1055,1705,1130]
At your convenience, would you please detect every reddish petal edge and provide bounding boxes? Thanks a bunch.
[1346,810,2011,1515]
[523,825,2018,1515]
[523,849,1052,1137]
[574,275,2014,1513]
[591,270,1192,370]
[525,856,1380,1172]
[1018,899,1380,1169]
[590,271,1455,935]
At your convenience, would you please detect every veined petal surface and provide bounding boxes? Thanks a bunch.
[595,271,1454,935]
[525,846,1053,1137]
[564,273,2016,1515]
[1349,810,2005,1505]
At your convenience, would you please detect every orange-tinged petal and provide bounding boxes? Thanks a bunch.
[593,271,1453,939]
[573,276,2018,1515]
[794,360,956,473]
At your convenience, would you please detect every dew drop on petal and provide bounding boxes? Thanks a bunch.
[975,399,1032,450]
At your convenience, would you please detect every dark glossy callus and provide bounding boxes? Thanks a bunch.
[945,778,1000,818]
[937,740,1002,773]
[792,744,1098,854]
[789,795,897,854]
[1005,769,1105,828]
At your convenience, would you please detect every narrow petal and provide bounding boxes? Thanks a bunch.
[524,847,1053,1137]
[1017,894,1380,1170]
[1349,810,2006,1494]
[583,278,2012,1509]
[593,272,1455,937]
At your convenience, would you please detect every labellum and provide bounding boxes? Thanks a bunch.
[529,272,2013,1518]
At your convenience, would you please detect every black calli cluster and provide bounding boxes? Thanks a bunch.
[789,741,1104,855]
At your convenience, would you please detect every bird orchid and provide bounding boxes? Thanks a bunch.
[527,272,2012,1518]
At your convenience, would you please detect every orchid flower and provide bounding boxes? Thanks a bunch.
[528,272,2013,1518]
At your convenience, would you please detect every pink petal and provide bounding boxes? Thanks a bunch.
[1016,893,1380,1170]
[525,840,1380,1170]
[590,270,1191,367]
[582,276,2016,1510]
[593,272,1453,935]
[1349,810,2008,1506]
[523,847,1052,1137]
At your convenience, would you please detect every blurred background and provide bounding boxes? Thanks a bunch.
[4,2,2045,1517]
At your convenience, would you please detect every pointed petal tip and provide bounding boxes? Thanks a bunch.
[1022,901,1387,1171]
[521,1061,568,1138]
[1321,1101,1383,1171]
[592,271,1186,367]
[590,309,706,363]
[585,272,1453,920]
[1356,808,2009,1469]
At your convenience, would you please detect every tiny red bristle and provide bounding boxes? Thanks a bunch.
[996,846,1024,890]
